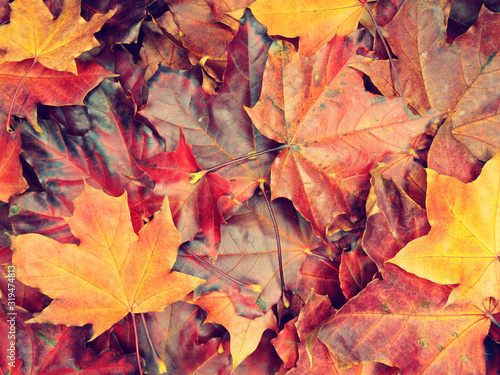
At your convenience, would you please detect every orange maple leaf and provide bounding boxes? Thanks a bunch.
[232,0,365,57]
[11,183,205,340]
[389,151,500,306]
[192,291,278,371]
[0,0,115,74]
[245,36,437,236]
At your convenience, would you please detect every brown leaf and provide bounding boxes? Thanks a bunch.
[428,121,483,183]
[354,3,500,160]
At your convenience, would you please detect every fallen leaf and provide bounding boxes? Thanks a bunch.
[175,194,324,315]
[246,32,437,236]
[280,290,397,375]
[81,0,154,45]
[353,3,500,159]
[318,270,493,374]
[234,0,366,57]
[0,60,111,133]
[168,0,235,64]
[0,0,115,73]
[339,246,378,300]
[9,210,78,245]
[298,253,345,309]
[14,80,161,231]
[192,291,278,371]
[91,46,149,110]
[389,151,500,307]
[427,121,483,183]
[362,169,431,275]
[206,0,255,31]
[139,130,232,258]
[138,12,191,80]
[271,317,299,369]
[0,243,47,313]
[11,183,205,340]
[137,301,231,374]
[231,330,282,375]
[10,308,139,374]
[0,126,28,202]
[140,10,276,209]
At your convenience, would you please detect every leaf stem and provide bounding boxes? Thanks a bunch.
[140,313,167,373]
[365,5,403,98]
[131,312,144,375]
[204,145,287,174]
[259,181,289,308]
[6,58,37,132]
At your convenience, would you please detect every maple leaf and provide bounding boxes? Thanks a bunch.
[175,195,324,314]
[362,169,431,275]
[9,307,138,374]
[0,60,111,133]
[246,32,438,236]
[389,151,500,307]
[271,318,300,369]
[273,291,398,374]
[0,126,27,202]
[139,10,276,208]
[191,291,278,371]
[81,0,154,45]
[427,121,483,184]
[167,0,235,64]
[139,130,232,258]
[232,0,366,57]
[0,0,115,74]
[318,270,494,374]
[138,12,192,80]
[352,3,500,159]
[11,183,205,340]
[13,80,161,232]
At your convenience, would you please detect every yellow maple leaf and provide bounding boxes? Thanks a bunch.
[232,0,365,57]
[388,152,500,306]
[11,183,205,340]
[0,0,115,74]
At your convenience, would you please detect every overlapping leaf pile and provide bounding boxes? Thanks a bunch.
[1,0,499,374]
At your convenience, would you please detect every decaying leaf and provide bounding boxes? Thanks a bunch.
[318,270,494,374]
